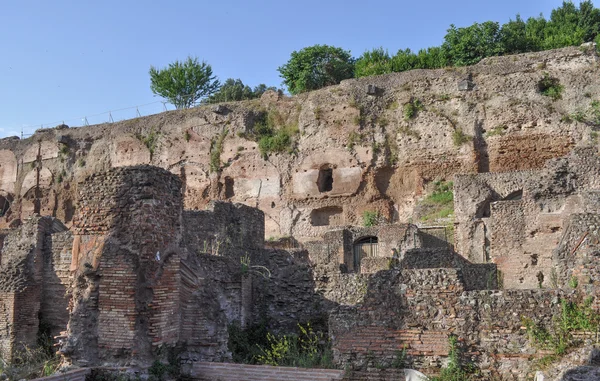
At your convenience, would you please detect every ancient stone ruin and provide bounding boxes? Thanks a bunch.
[0,46,599,380]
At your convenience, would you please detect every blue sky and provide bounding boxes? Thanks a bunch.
[0,0,591,138]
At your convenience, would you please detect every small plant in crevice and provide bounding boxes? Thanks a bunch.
[184,130,191,142]
[537,72,564,101]
[251,110,298,159]
[209,129,228,173]
[523,297,600,355]
[403,98,424,120]
[362,210,380,227]
[239,254,271,279]
[430,335,479,381]
[137,128,160,159]
[452,129,472,146]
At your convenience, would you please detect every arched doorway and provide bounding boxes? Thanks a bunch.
[353,236,378,272]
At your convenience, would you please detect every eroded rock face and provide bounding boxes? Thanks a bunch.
[0,47,598,240]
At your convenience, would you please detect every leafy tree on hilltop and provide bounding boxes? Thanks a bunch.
[205,78,276,104]
[278,45,355,94]
[443,21,504,66]
[354,48,393,78]
[149,56,220,109]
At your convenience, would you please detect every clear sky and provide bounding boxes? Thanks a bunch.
[0,0,592,138]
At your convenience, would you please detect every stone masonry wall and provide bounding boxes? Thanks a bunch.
[329,267,567,380]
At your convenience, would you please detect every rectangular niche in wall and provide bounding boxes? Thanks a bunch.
[310,206,343,226]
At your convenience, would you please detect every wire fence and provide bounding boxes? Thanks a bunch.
[11,100,173,139]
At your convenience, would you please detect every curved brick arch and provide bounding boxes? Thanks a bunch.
[20,167,53,196]
[0,150,17,194]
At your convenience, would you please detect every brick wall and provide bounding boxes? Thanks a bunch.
[189,362,344,381]
[41,230,73,339]
[329,267,568,379]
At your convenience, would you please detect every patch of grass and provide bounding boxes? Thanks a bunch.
[591,100,600,125]
[398,125,420,139]
[419,180,454,222]
[184,130,191,142]
[77,158,86,167]
[314,106,322,120]
[387,100,399,110]
[538,72,564,101]
[436,93,451,102]
[137,128,160,159]
[251,110,299,159]
[347,131,364,150]
[591,131,599,144]
[403,98,424,120]
[485,125,506,137]
[362,211,380,227]
[452,129,472,146]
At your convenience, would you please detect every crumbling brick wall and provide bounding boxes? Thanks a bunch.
[329,268,565,379]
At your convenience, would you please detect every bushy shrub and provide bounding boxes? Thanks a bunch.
[538,72,564,100]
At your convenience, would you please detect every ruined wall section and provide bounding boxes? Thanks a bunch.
[454,148,600,288]
[41,230,73,339]
[182,201,264,258]
[330,268,565,379]
[0,217,67,360]
[68,166,183,364]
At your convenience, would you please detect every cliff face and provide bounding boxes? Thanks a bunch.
[0,46,598,239]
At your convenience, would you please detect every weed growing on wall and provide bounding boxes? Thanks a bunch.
[256,323,334,368]
[538,73,564,101]
[523,297,600,355]
[209,129,228,172]
[362,211,380,227]
[251,110,299,159]
[136,128,160,159]
[430,335,479,381]
[419,180,454,223]
[452,129,472,146]
[403,98,424,120]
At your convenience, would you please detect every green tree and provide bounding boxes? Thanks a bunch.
[278,44,355,94]
[149,56,220,109]
[391,48,419,72]
[205,78,275,103]
[354,48,393,78]
[443,21,504,66]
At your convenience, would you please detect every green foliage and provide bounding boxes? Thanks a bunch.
[256,323,333,368]
[538,72,564,100]
[209,129,228,173]
[205,78,275,104]
[590,100,600,124]
[137,128,160,158]
[420,181,455,222]
[362,211,380,227]
[0,345,60,380]
[251,110,298,159]
[452,129,472,146]
[430,336,479,381]
[278,45,355,94]
[443,21,504,66]
[184,130,191,142]
[485,125,506,137]
[524,297,600,355]
[149,56,220,109]
[354,48,393,78]
[569,275,579,289]
[403,99,424,120]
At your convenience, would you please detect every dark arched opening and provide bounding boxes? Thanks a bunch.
[353,236,378,272]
